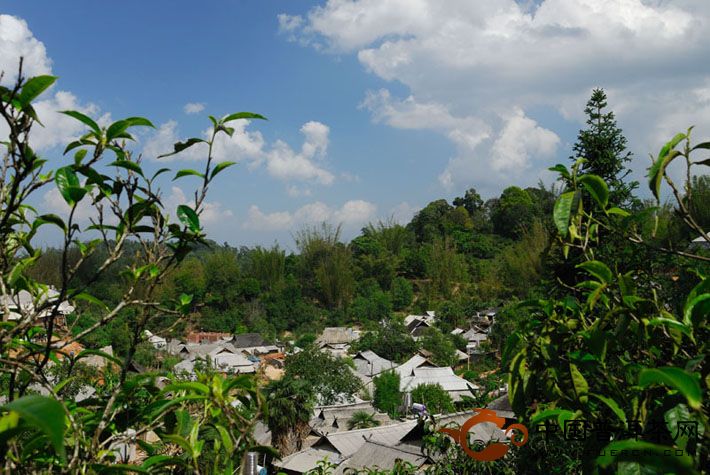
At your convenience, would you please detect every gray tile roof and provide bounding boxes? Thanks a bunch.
[231,333,267,348]
[273,448,342,474]
[316,327,358,345]
[320,420,418,458]
[353,350,398,377]
[334,441,427,474]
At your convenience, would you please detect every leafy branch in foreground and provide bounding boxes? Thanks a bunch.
[0,61,268,473]
[507,129,708,474]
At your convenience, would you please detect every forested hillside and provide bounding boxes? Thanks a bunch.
[28,173,708,355]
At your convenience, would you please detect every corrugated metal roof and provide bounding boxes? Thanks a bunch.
[323,420,418,457]
[334,441,427,474]
[273,448,342,474]
[353,351,398,377]
[400,367,477,401]
[395,354,430,378]
[317,327,359,345]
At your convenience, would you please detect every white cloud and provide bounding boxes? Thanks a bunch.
[0,14,52,82]
[362,88,558,189]
[41,187,99,223]
[490,108,559,173]
[284,0,710,190]
[183,102,205,114]
[144,119,335,186]
[286,185,313,197]
[390,201,419,224]
[243,199,377,231]
[30,91,109,151]
[0,16,111,152]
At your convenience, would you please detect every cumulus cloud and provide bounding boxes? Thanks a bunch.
[183,102,205,114]
[25,91,109,151]
[390,202,419,224]
[41,187,100,223]
[490,108,559,173]
[243,200,377,231]
[283,0,710,190]
[0,14,52,81]
[0,15,111,152]
[143,119,335,185]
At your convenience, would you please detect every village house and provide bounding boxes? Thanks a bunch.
[1,287,74,327]
[316,327,359,357]
[352,350,397,378]
[403,311,436,338]
[310,400,393,435]
[276,404,512,474]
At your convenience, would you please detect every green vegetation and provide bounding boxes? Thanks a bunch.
[1,67,707,474]
[411,383,455,415]
[280,345,362,405]
[373,371,402,418]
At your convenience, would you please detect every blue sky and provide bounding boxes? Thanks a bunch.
[1,1,709,248]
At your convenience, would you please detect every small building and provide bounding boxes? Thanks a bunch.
[186,331,231,344]
[231,333,268,349]
[334,440,427,474]
[316,327,359,357]
[144,330,167,349]
[352,350,397,378]
[400,367,477,403]
[691,235,709,249]
[1,288,74,327]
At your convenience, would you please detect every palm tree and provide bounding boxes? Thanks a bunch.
[265,377,314,457]
[347,411,381,430]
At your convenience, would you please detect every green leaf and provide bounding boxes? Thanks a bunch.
[75,349,122,367]
[530,408,575,431]
[173,169,205,181]
[73,292,109,311]
[210,161,236,179]
[576,260,613,284]
[141,455,182,470]
[18,76,57,107]
[648,132,686,200]
[683,294,710,328]
[570,363,589,403]
[596,440,697,474]
[106,117,154,141]
[690,141,710,151]
[221,112,267,123]
[108,160,143,176]
[578,174,609,209]
[33,214,67,233]
[151,167,171,181]
[638,367,702,410]
[176,205,200,233]
[60,110,100,134]
[647,318,692,339]
[54,167,81,205]
[548,163,571,180]
[161,381,209,396]
[157,138,206,158]
[683,277,710,327]
[2,395,66,463]
[591,394,627,427]
[553,191,575,237]
[607,207,630,217]
[215,424,234,453]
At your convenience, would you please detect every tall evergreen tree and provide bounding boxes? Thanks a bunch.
[572,88,637,206]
